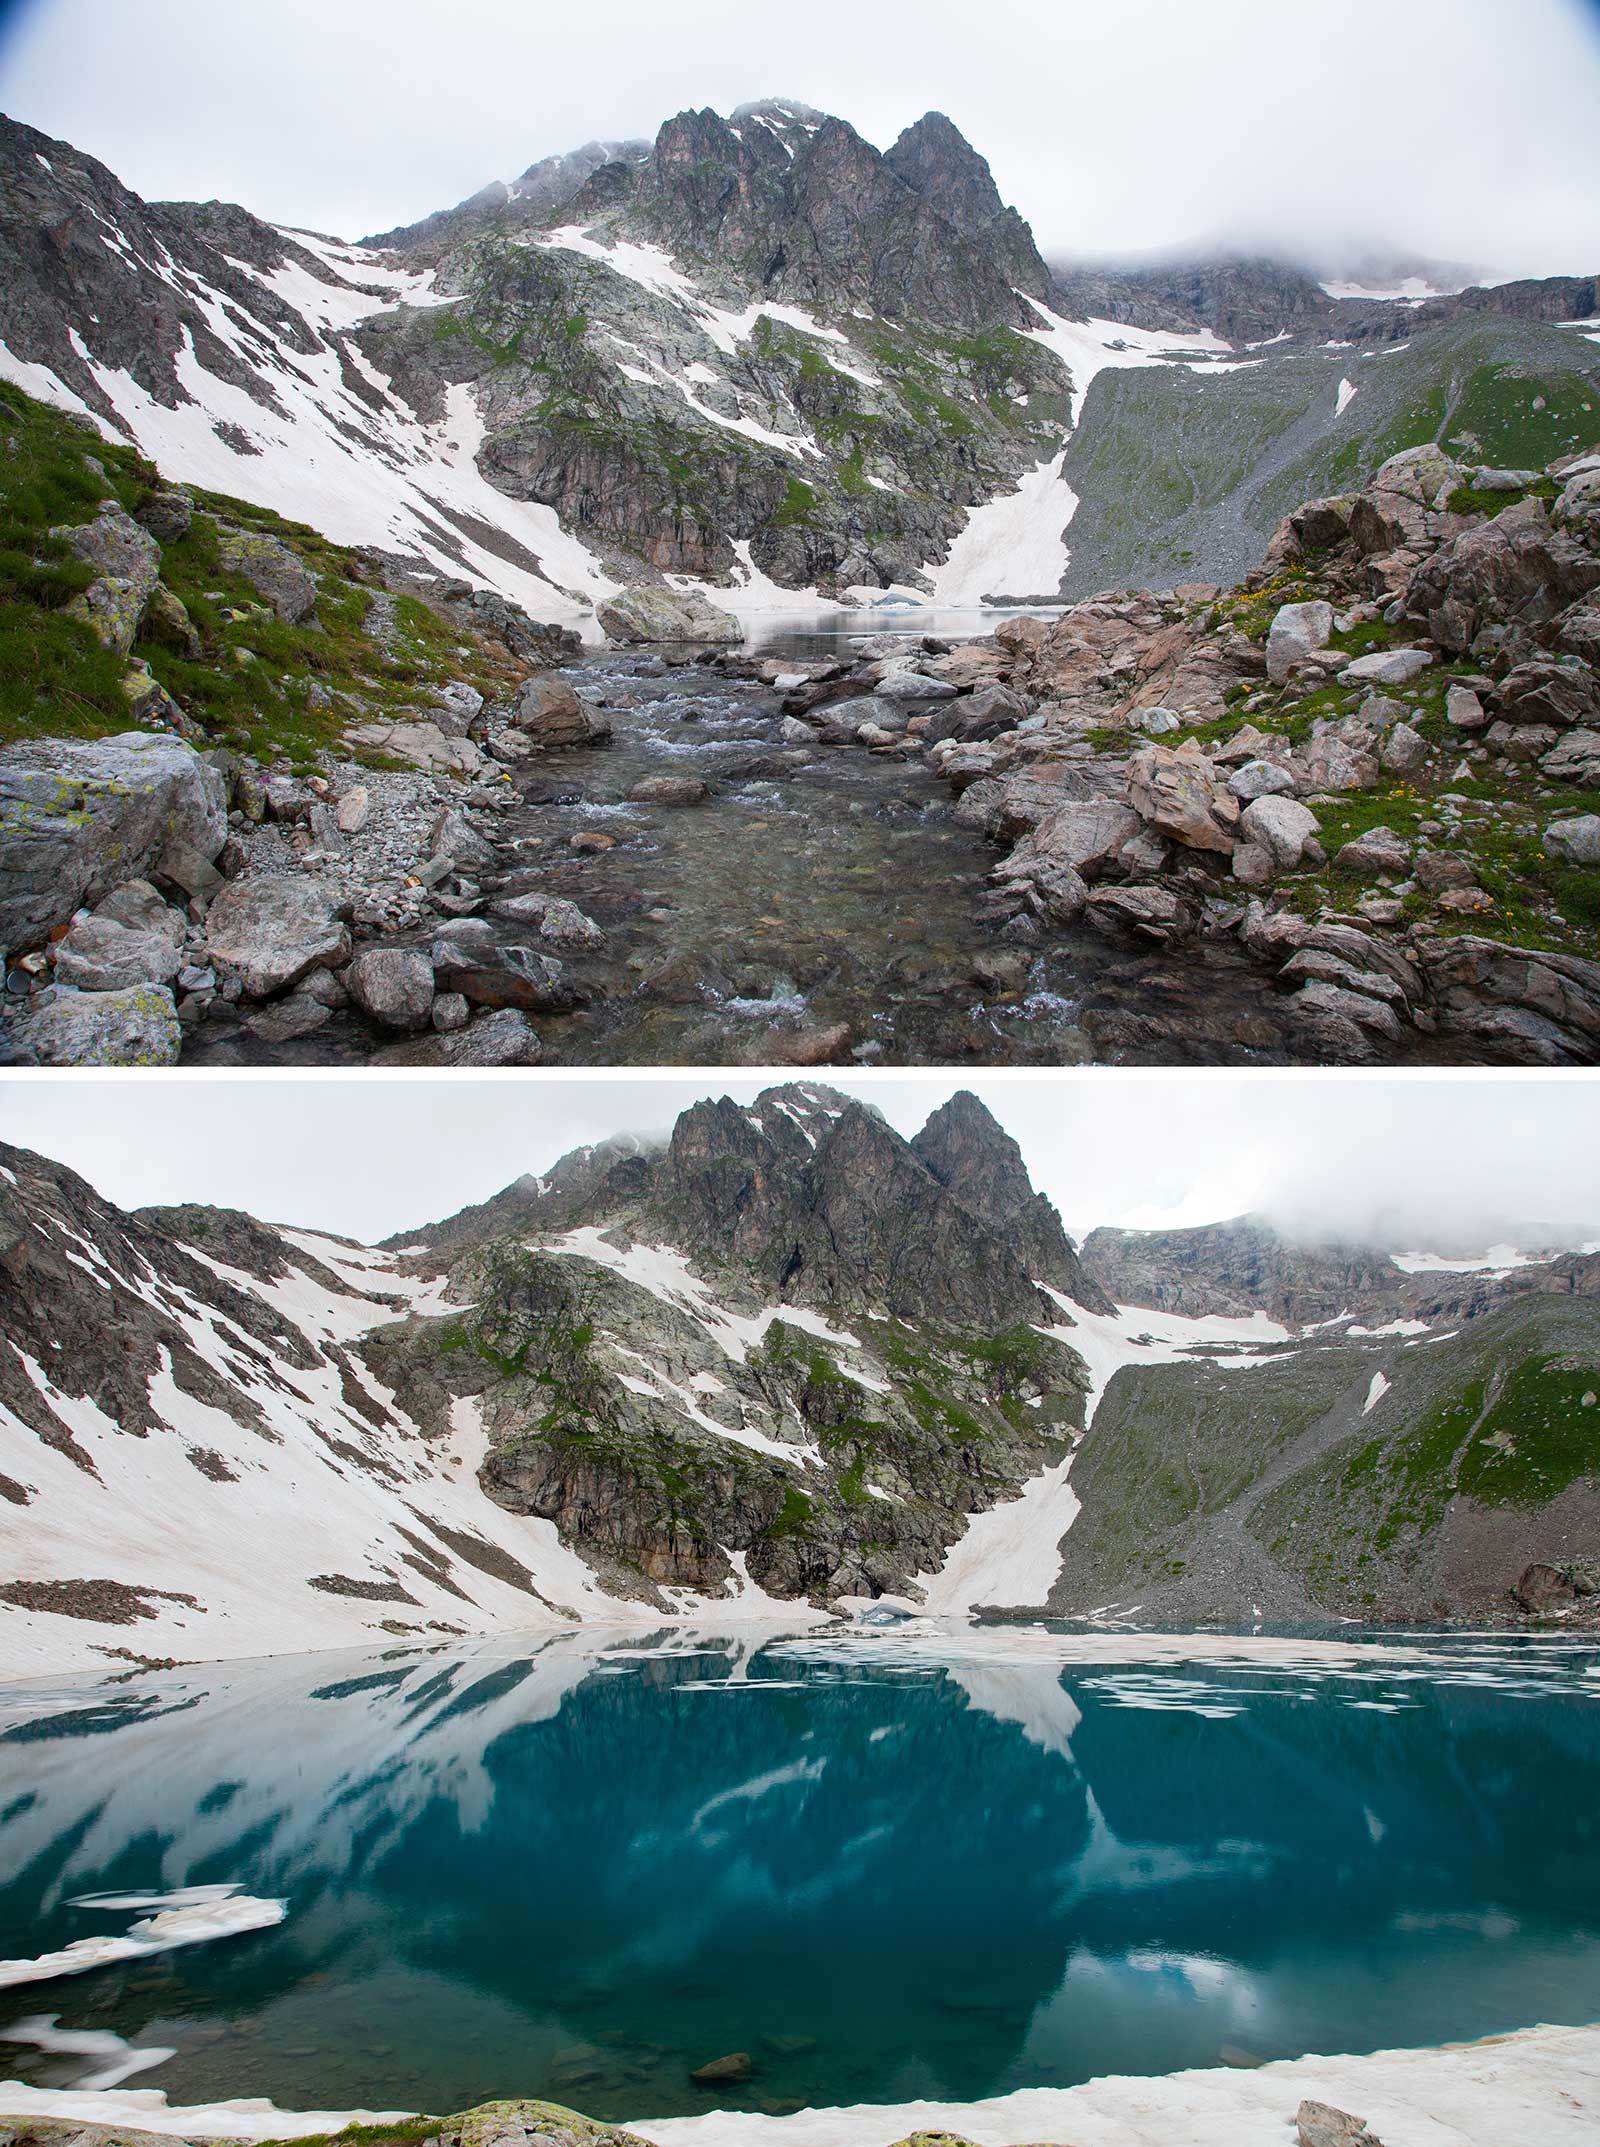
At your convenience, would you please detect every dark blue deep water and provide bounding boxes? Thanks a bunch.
[1,1625,1599,2121]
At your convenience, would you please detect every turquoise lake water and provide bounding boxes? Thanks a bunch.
[1,1624,1598,2121]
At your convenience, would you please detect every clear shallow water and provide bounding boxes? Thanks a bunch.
[1,1625,1598,2122]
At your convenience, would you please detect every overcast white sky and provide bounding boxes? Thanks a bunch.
[2,0,1598,277]
[3,1072,1596,1254]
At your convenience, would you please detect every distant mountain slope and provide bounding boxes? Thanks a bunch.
[8,100,1591,625]
[4,1086,1595,1675]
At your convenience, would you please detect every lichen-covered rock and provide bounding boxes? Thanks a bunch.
[597,587,741,644]
[52,909,184,992]
[204,876,352,998]
[0,730,227,952]
[215,524,319,622]
[13,982,181,1065]
[52,498,161,655]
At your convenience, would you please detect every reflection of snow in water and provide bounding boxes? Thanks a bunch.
[1,2016,177,2091]
[0,1885,286,1990]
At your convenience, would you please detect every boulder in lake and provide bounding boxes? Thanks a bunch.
[597,588,741,645]
[345,946,436,1031]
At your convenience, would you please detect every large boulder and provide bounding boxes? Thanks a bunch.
[997,799,1142,887]
[0,732,227,953]
[52,500,161,656]
[1266,599,1333,685]
[215,526,319,623]
[487,891,604,947]
[515,676,612,748]
[1543,729,1600,785]
[204,877,352,998]
[596,587,741,645]
[429,920,583,1012]
[1238,793,1319,870]
[1127,742,1238,854]
[923,682,1029,744]
[372,1006,546,1067]
[343,718,489,778]
[14,982,181,1066]
[1497,659,1600,729]
[345,945,436,1031]
[1406,497,1600,653]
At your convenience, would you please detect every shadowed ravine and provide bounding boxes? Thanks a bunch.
[1,1627,1598,2122]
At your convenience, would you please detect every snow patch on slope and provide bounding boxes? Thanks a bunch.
[916,1295,1292,1615]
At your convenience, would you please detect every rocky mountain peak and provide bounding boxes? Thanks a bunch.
[910,1092,1114,1313]
[884,111,1007,235]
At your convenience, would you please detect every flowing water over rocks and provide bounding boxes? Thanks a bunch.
[192,636,1308,1070]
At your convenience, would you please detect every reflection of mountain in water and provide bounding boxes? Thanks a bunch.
[1,1632,1599,2118]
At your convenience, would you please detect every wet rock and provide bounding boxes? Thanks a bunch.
[0,731,227,951]
[779,715,817,744]
[570,830,617,853]
[875,668,959,702]
[597,587,740,644]
[997,798,1141,889]
[1417,936,1600,1063]
[51,499,160,655]
[516,675,613,748]
[373,1006,545,1066]
[690,2053,753,2085]
[1084,884,1196,941]
[1266,598,1333,684]
[763,1023,852,1065]
[204,877,352,998]
[627,775,709,806]
[924,682,1028,744]
[1238,794,1318,869]
[488,891,604,948]
[14,982,181,1066]
[215,525,318,623]
[346,946,436,1031]
[1544,815,1600,865]
[245,986,334,1043]
[430,920,582,1013]
[1127,742,1238,854]
[812,694,893,743]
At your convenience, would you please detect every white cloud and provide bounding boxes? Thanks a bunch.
[4,1071,1598,1256]
[2,0,1597,277]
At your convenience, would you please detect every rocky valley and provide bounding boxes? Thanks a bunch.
[0,102,1597,1066]
[1,1084,1595,1678]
